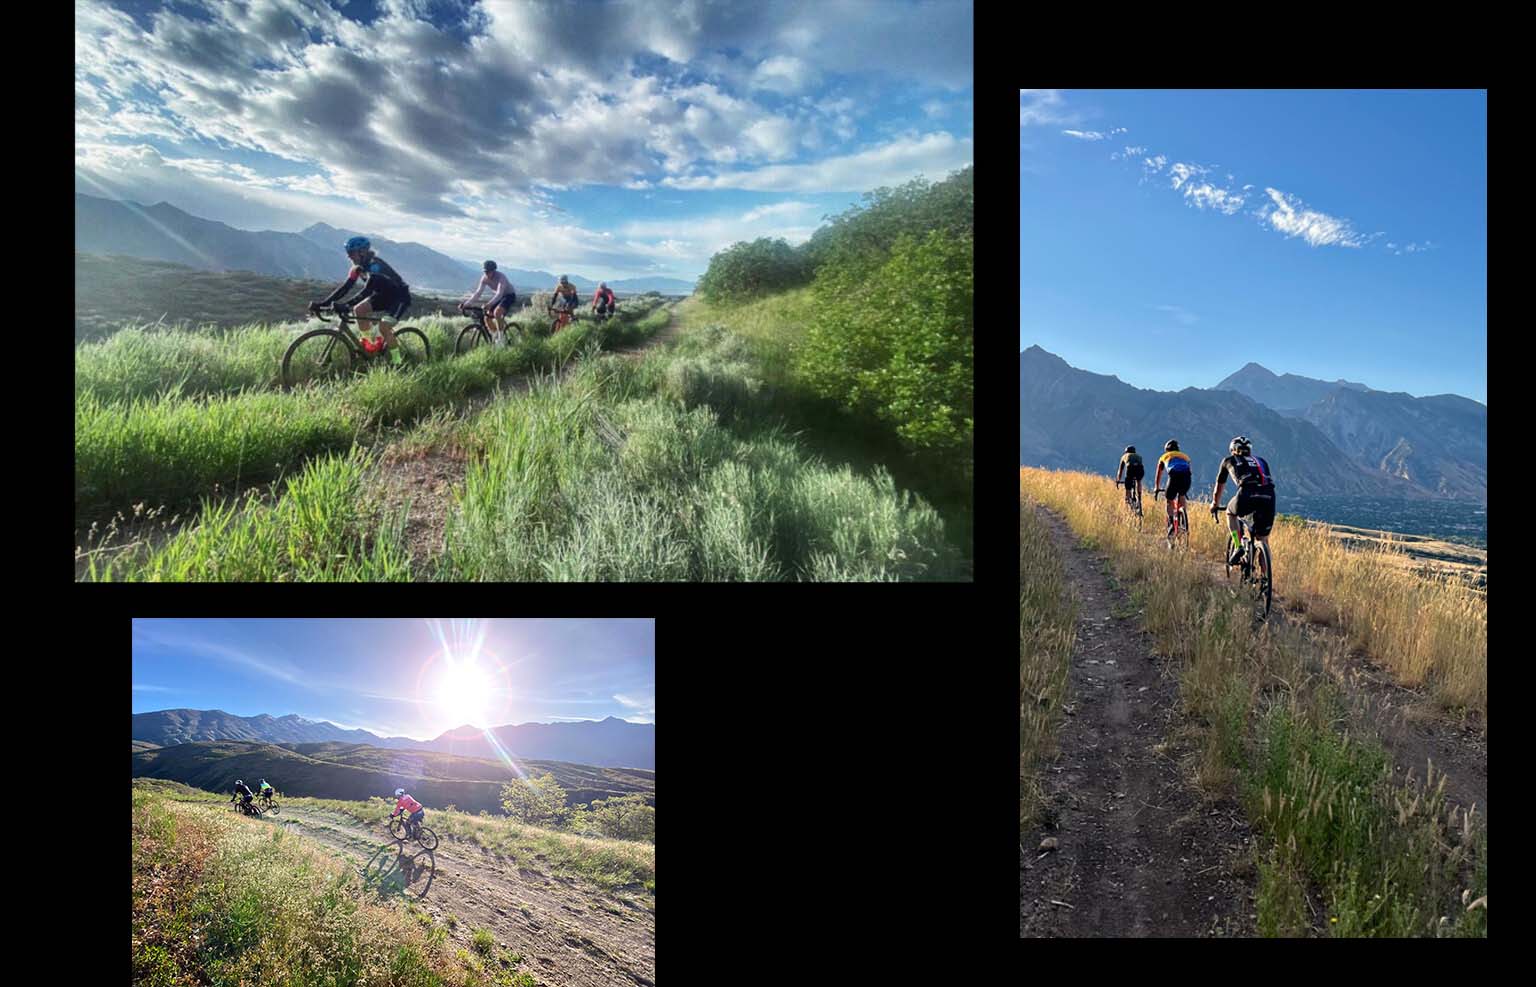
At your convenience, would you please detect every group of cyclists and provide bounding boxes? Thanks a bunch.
[228,777,427,839]
[229,778,275,814]
[1116,436,1277,565]
[308,236,621,356]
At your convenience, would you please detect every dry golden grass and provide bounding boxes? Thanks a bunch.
[1019,466,1486,722]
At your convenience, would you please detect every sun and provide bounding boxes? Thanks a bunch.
[435,658,494,727]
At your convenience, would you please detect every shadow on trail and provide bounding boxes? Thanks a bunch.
[361,841,437,899]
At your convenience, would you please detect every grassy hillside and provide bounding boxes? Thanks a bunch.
[134,779,645,985]
[132,740,655,813]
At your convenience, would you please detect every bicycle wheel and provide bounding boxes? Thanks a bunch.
[388,817,407,842]
[264,799,280,815]
[390,327,430,366]
[1256,544,1273,619]
[414,826,439,851]
[456,325,489,354]
[283,329,355,389]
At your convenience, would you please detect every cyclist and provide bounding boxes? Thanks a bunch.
[461,260,517,345]
[391,787,425,839]
[258,778,274,800]
[1210,435,1276,565]
[231,779,254,813]
[591,281,617,319]
[1155,439,1194,543]
[311,236,412,366]
[1115,446,1145,509]
[551,274,579,320]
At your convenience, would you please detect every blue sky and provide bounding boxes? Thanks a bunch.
[1021,90,1486,403]
[131,618,655,739]
[74,0,973,282]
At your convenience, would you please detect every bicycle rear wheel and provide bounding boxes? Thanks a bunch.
[390,327,430,366]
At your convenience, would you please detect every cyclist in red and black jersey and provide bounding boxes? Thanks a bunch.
[1210,435,1276,565]
[591,282,617,318]
[310,236,412,365]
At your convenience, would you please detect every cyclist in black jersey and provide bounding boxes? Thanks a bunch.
[1210,435,1276,565]
[1115,445,1145,509]
[310,236,412,366]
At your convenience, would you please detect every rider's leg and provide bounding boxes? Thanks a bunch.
[353,300,375,335]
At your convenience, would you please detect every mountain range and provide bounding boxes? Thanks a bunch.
[1020,346,1486,501]
[132,708,655,769]
[75,193,696,295]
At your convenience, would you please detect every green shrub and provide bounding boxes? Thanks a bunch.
[796,229,973,468]
[696,237,813,303]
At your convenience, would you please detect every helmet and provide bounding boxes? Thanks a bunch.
[1125,446,1136,454]
[559,274,570,284]
[598,281,607,290]
[235,780,243,786]
[1164,439,1179,452]
[483,260,497,272]
[394,788,406,797]
[1229,435,1251,456]
[344,235,371,253]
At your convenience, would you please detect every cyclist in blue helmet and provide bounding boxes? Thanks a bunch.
[311,236,413,365]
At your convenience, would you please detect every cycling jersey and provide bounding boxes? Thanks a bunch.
[322,255,409,306]
[1217,453,1274,489]
[592,287,615,306]
[464,270,514,306]
[393,793,423,815]
[1120,452,1144,473]
[1158,450,1192,473]
[259,783,273,795]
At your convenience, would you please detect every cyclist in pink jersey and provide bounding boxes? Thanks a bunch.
[391,787,425,838]
[460,260,518,344]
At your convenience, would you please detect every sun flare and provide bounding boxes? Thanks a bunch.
[435,659,493,727]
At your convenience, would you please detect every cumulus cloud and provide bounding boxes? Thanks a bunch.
[74,0,970,278]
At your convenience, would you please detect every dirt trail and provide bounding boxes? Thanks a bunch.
[1020,502,1257,938]
[268,806,654,987]
[1021,500,1486,937]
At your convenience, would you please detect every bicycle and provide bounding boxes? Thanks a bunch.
[547,304,575,335]
[388,814,439,850]
[256,792,281,815]
[282,307,431,390]
[1215,508,1273,620]
[592,302,619,324]
[1155,487,1190,550]
[454,304,516,354]
[230,795,262,817]
[1119,476,1143,525]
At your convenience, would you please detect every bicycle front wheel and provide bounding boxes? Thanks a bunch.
[456,325,488,355]
[283,329,355,389]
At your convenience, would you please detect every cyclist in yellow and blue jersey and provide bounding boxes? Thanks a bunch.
[1155,439,1193,542]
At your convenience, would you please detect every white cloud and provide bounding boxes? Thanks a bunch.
[1259,187,1372,248]
[662,132,971,192]
[752,55,819,94]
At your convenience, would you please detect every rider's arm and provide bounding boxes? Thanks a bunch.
[463,274,488,305]
[319,268,361,306]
